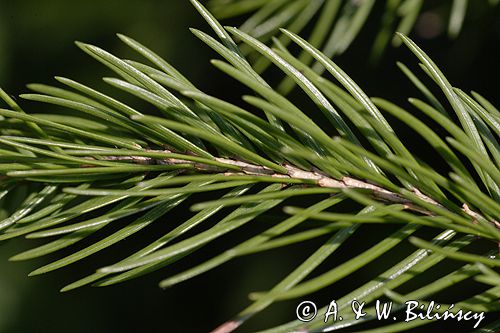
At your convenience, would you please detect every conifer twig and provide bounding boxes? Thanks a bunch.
[99,150,498,229]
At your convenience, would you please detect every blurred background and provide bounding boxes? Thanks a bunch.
[0,1,499,332]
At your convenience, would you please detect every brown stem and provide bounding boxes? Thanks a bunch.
[98,151,498,227]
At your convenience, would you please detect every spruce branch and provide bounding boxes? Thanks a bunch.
[0,1,498,332]
[85,148,499,231]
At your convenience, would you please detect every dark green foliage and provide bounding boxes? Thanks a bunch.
[0,1,498,332]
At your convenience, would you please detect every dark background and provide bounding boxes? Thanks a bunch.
[0,1,499,332]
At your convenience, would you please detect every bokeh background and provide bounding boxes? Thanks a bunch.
[0,1,499,332]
